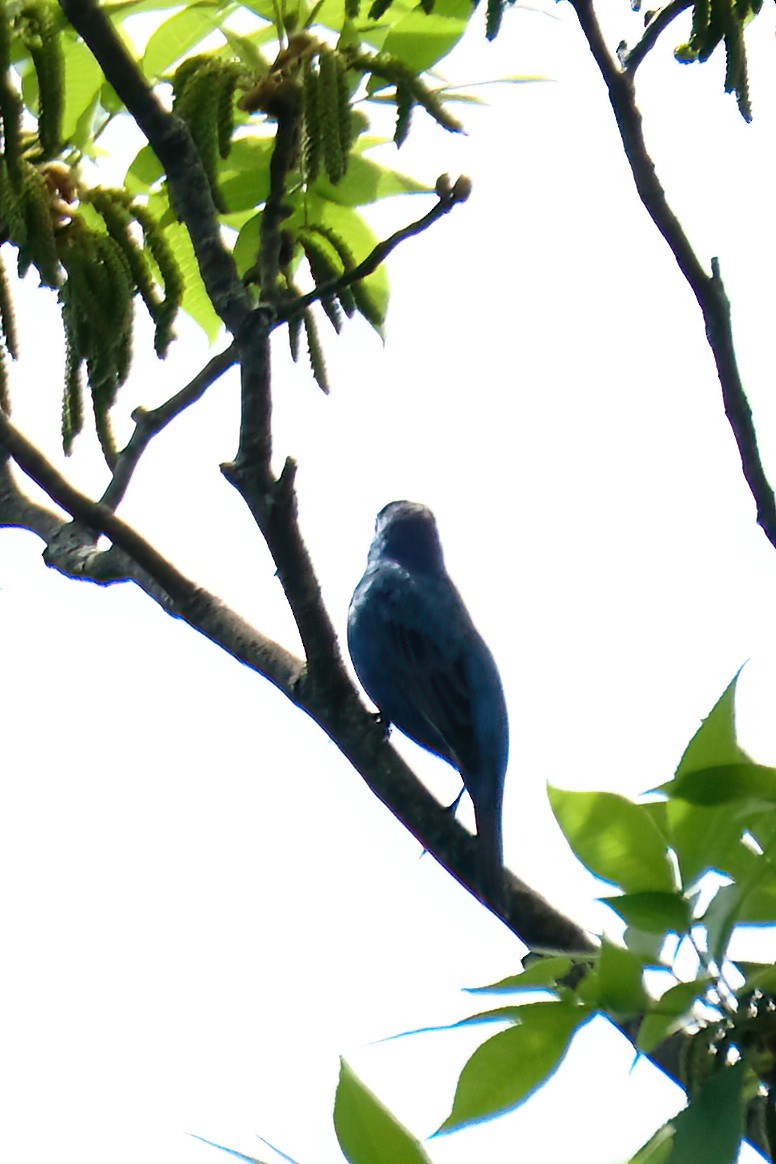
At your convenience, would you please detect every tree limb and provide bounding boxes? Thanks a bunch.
[619,1,693,74]
[101,342,237,512]
[570,0,776,550]
[59,0,252,339]
[0,402,592,949]
[277,182,471,322]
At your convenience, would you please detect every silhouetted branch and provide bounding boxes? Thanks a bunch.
[278,181,471,322]
[620,1,693,73]
[101,343,237,511]
[570,0,776,551]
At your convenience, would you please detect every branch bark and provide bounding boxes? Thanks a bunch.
[570,0,776,550]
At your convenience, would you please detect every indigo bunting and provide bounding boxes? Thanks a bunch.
[347,501,509,902]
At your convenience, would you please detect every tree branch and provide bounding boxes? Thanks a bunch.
[59,0,252,339]
[100,343,237,512]
[570,0,776,551]
[277,181,471,321]
[2,407,719,1135]
[0,403,592,949]
[619,1,693,74]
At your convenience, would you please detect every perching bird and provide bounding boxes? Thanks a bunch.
[347,501,509,902]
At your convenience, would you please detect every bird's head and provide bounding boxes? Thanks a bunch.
[370,501,445,573]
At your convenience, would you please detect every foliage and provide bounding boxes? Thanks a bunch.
[190,673,776,1162]
[674,0,763,121]
[0,0,470,448]
[3,1,776,1162]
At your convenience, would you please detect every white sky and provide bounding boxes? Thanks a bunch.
[2,2,776,1162]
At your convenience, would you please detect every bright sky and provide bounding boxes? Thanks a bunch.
[2,3,776,1163]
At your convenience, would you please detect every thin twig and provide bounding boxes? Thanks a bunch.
[620,0,693,73]
[101,343,237,511]
[277,187,468,322]
[570,0,776,550]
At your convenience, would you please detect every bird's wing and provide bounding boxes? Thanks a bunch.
[352,564,481,773]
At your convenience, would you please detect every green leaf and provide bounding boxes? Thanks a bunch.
[733,962,776,995]
[668,762,776,806]
[159,222,222,341]
[576,940,649,1017]
[702,883,740,965]
[218,138,273,212]
[467,955,573,993]
[670,1061,745,1164]
[125,144,165,193]
[313,154,430,206]
[333,1059,431,1164]
[601,892,691,935]
[301,198,388,333]
[104,0,196,19]
[627,1125,675,1164]
[142,2,234,79]
[674,672,748,778]
[61,37,105,142]
[623,925,666,963]
[381,0,470,76]
[438,1000,589,1131]
[548,787,675,893]
[637,979,711,1054]
[664,799,745,888]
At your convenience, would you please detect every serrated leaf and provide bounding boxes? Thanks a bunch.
[674,672,748,778]
[437,1000,589,1131]
[601,892,691,935]
[548,787,675,893]
[333,1059,431,1164]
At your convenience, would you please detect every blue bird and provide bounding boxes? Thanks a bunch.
[347,501,509,902]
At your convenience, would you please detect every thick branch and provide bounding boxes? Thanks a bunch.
[4,415,722,1131]
[570,0,776,550]
[0,404,588,949]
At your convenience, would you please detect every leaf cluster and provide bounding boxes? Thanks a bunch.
[0,1,185,460]
[59,188,183,461]
[674,0,763,121]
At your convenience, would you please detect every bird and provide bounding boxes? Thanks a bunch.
[347,500,509,903]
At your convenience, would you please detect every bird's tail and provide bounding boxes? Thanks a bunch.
[473,794,504,907]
